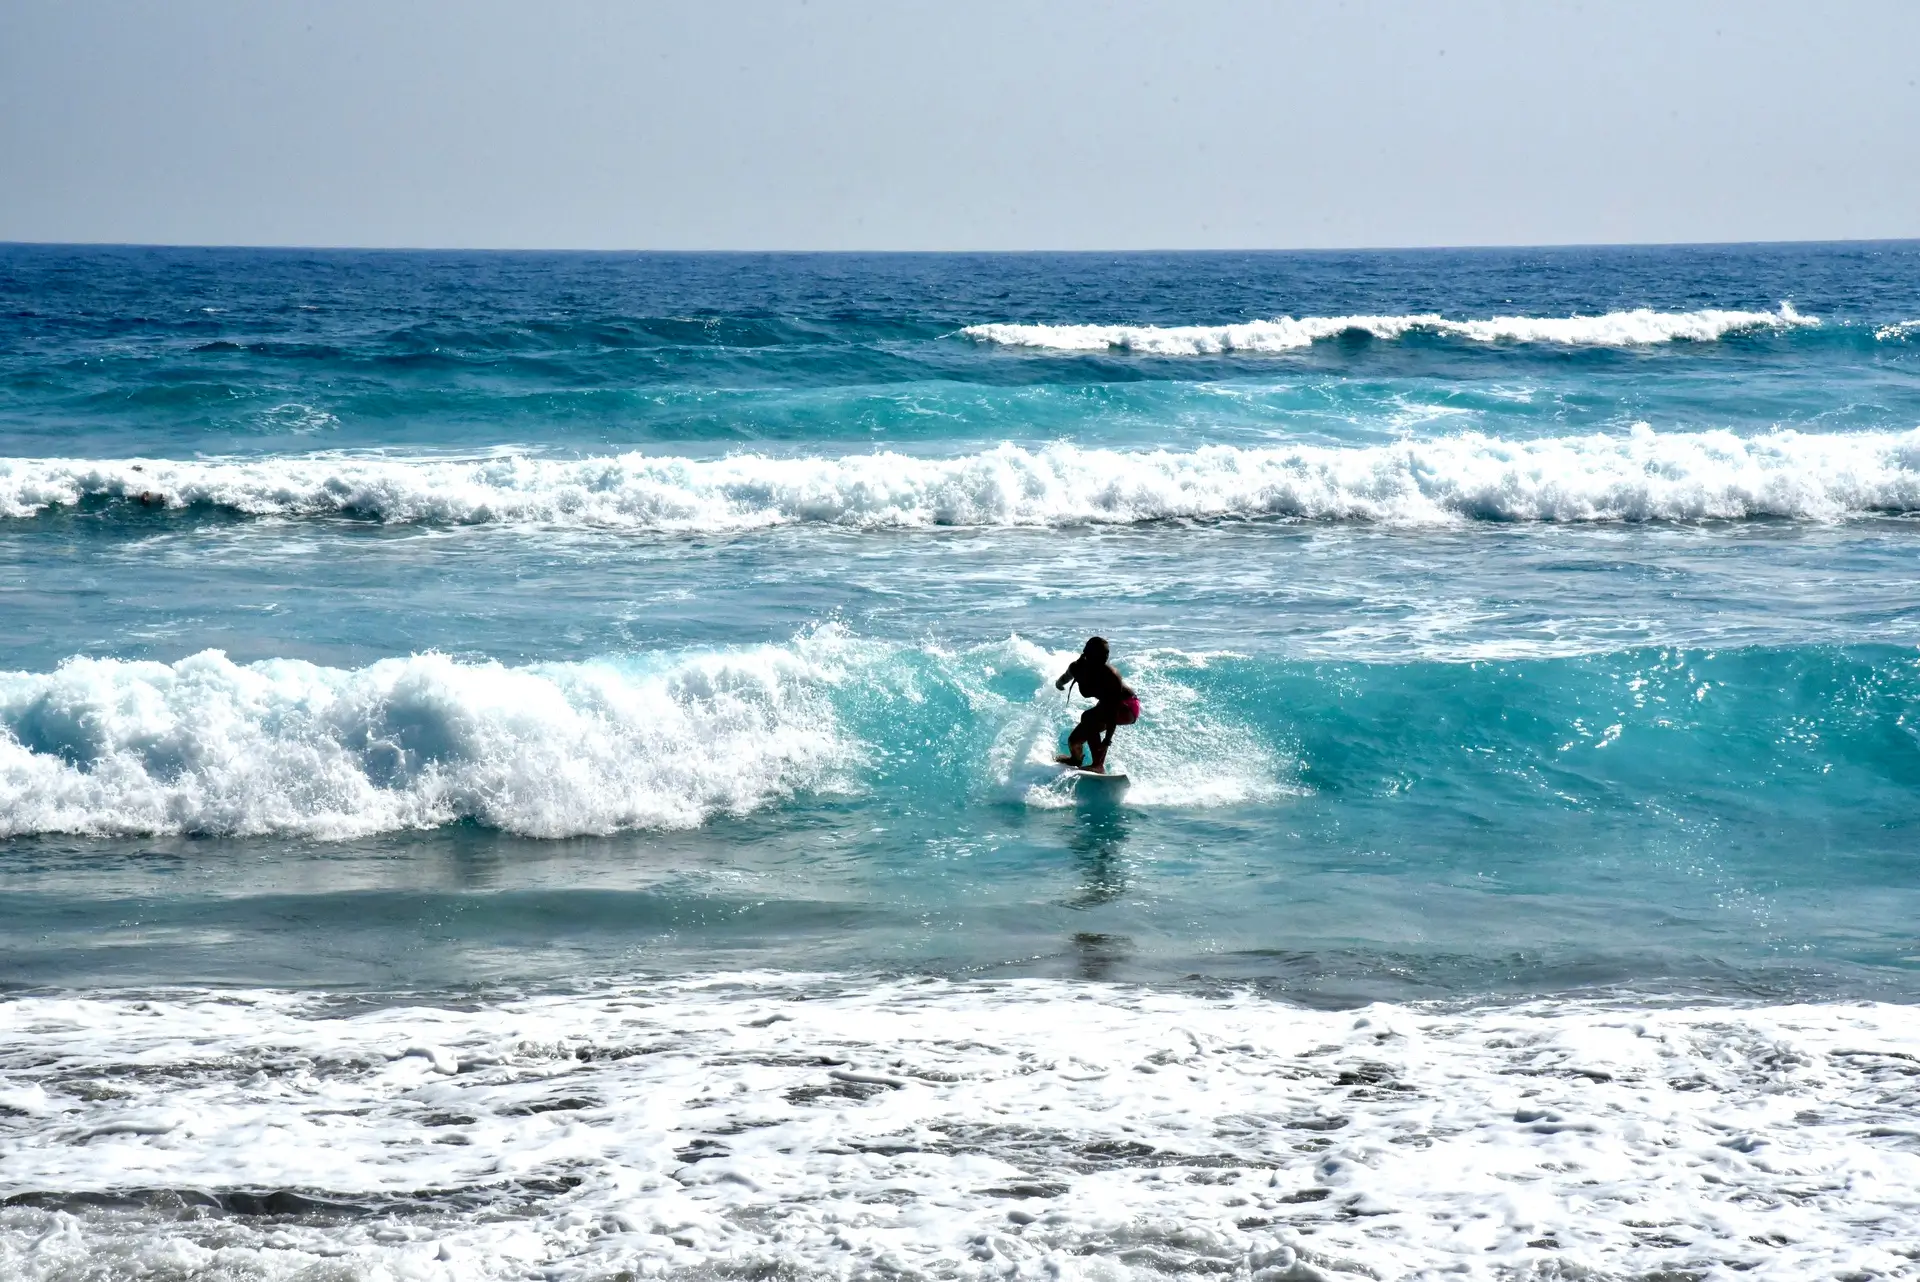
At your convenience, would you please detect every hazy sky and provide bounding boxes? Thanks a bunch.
[3,0,1916,250]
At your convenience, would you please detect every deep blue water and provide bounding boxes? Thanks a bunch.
[3,242,1920,1003]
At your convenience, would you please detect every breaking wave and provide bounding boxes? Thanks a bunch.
[0,641,857,840]
[965,303,1817,353]
[7,425,1920,529]
[0,633,1285,839]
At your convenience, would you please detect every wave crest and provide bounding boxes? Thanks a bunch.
[0,635,1291,839]
[964,303,1816,354]
[7,426,1920,530]
[0,641,855,839]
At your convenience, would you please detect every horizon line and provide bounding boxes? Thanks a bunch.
[2,236,1917,256]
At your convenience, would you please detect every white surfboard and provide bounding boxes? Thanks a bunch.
[1060,767,1130,799]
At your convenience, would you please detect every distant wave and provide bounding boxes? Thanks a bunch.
[964,303,1817,353]
[6,427,1920,529]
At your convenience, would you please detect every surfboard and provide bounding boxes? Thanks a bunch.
[1060,767,1130,799]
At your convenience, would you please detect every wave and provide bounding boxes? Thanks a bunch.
[964,303,1817,353]
[8,426,1920,529]
[0,633,1286,839]
[0,640,857,840]
[2,637,1914,846]
[8,635,1915,844]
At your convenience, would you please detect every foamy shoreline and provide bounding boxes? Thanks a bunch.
[3,975,1917,1280]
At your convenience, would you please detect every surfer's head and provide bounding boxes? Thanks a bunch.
[1081,636,1109,662]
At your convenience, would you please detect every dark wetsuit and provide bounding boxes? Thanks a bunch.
[1057,658,1141,770]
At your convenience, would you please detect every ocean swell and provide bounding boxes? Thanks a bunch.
[964,303,1818,353]
[6,425,1920,529]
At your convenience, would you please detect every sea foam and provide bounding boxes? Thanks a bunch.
[5,425,1920,529]
[964,302,1817,353]
[0,642,856,839]
[4,977,1919,1281]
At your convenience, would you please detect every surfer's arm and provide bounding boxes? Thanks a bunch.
[1054,662,1077,691]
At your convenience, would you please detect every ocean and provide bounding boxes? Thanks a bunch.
[3,241,1919,1279]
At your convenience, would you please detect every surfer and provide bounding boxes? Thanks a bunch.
[1054,636,1140,774]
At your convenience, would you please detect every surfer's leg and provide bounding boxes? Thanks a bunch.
[1084,708,1118,772]
[1090,720,1118,772]
[1058,724,1085,766]
[1060,708,1102,768]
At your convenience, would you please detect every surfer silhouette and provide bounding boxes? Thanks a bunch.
[1054,636,1140,773]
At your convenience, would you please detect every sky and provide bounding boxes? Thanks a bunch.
[2,0,1916,251]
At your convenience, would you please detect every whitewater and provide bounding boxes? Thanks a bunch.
[963,302,1821,353]
[9,425,1920,527]
[7,978,1920,1282]
[4,242,1920,1281]
[0,633,1297,839]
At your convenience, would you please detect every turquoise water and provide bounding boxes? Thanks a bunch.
[4,243,1920,1001]
[10,244,1920,1280]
